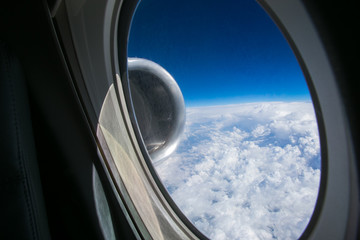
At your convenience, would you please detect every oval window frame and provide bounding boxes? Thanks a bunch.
[57,0,359,238]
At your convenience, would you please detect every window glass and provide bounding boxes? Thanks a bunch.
[128,0,321,239]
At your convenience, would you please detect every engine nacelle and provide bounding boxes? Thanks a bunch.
[128,58,185,162]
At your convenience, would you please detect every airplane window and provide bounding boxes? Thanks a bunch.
[128,0,321,239]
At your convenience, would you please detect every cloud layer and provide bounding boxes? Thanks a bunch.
[154,102,321,240]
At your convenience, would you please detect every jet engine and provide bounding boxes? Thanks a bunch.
[128,58,185,162]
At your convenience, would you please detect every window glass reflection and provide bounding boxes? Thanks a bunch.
[129,0,321,239]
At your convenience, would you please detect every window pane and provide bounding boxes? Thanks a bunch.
[128,0,321,239]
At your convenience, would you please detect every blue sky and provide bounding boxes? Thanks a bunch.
[128,0,310,107]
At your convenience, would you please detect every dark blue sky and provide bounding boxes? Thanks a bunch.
[128,0,310,107]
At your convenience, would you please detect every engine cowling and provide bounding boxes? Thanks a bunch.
[128,58,185,162]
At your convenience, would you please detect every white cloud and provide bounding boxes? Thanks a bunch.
[154,102,321,240]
